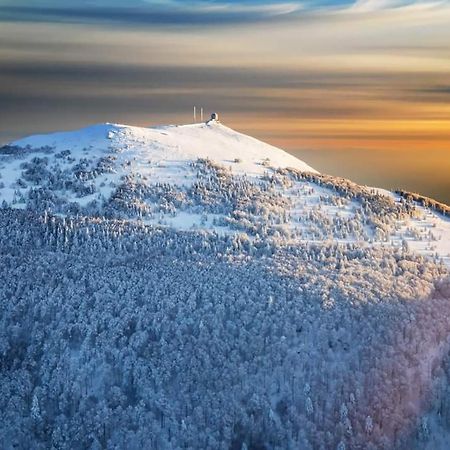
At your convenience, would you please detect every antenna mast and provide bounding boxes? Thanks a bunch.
[193,106,197,123]
[200,107,204,122]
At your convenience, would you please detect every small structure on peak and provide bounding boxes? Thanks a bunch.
[207,112,219,124]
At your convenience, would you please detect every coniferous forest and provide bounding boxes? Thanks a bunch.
[1,207,450,449]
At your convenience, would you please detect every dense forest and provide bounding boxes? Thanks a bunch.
[1,208,449,449]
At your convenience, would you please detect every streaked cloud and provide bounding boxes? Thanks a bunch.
[350,0,445,12]
[0,1,305,26]
[1,0,449,28]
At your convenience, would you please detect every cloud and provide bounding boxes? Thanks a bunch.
[156,1,304,15]
[0,2,304,26]
[1,0,447,27]
[350,0,445,12]
[351,0,412,11]
[418,85,450,96]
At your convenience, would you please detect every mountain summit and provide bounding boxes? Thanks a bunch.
[11,120,317,179]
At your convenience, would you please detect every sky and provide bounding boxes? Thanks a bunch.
[0,0,449,202]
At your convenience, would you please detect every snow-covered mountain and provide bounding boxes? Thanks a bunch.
[11,120,316,178]
[1,120,450,450]
[1,119,449,264]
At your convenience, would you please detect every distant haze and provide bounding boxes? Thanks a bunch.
[293,148,450,205]
[1,0,449,203]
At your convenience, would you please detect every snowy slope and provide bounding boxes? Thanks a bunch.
[1,120,449,266]
[11,120,316,179]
